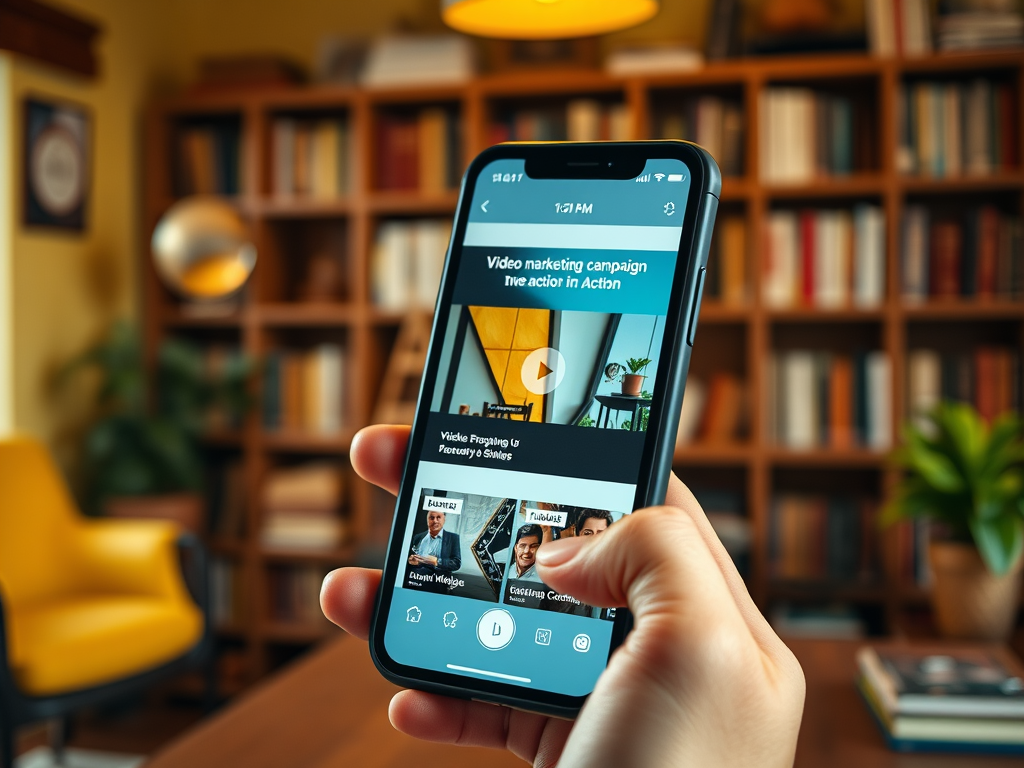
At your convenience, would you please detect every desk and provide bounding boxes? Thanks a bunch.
[144,637,1019,767]
[594,394,652,431]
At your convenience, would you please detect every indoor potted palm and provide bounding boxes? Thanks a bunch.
[620,357,652,397]
[63,321,252,531]
[883,402,1024,640]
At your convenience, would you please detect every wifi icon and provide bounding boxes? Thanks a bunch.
[654,173,665,181]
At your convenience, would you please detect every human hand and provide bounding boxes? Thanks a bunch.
[322,425,805,768]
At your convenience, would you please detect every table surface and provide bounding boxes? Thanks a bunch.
[143,636,1021,767]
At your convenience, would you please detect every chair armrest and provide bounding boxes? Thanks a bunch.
[73,519,192,602]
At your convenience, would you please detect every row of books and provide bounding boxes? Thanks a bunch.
[262,345,345,435]
[908,347,1021,427]
[175,125,241,196]
[260,462,346,552]
[272,118,350,199]
[759,89,868,182]
[371,219,451,311]
[268,566,333,624]
[210,558,245,627]
[901,205,1023,300]
[377,108,461,192]
[209,461,246,539]
[654,97,743,177]
[768,351,893,450]
[769,494,877,581]
[763,206,886,308]
[707,214,747,306]
[857,645,1024,754]
[489,100,631,144]
[935,5,1024,52]
[866,0,933,56]
[676,373,746,445]
[896,80,1017,178]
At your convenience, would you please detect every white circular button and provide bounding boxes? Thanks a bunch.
[476,609,515,651]
[520,347,566,396]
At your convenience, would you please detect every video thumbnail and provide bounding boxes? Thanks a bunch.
[404,488,517,602]
[502,500,628,618]
[429,305,665,432]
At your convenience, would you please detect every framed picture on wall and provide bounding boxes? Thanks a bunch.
[23,96,91,231]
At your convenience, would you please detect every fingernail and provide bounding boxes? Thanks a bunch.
[536,535,587,567]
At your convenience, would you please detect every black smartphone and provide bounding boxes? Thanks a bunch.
[369,141,720,718]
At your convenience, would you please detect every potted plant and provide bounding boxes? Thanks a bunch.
[620,357,652,397]
[63,321,252,532]
[883,402,1024,641]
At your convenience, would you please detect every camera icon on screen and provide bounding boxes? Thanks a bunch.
[572,633,591,653]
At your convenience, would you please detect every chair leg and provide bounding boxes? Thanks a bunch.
[0,719,13,768]
[49,716,70,766]
[203,654,218,714]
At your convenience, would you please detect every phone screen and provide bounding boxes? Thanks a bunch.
[382,157,692,698]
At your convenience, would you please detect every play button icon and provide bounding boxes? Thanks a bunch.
[521,347,566,395]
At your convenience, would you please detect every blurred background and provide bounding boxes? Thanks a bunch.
[1,0,1023,766]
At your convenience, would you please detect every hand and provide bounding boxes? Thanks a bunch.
[322,425,805,768]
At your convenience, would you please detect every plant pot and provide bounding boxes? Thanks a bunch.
[621,374,644,397]
[928,541,1024,641]
[104,493,205,534]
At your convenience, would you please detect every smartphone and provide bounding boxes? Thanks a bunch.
[369,141,720,718]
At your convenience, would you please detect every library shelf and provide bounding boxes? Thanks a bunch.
[260,545,361,564]
[673,442,753,465]
[765,307,887,323]
[366,190,460,214]
[208,537,247,556]
[145,47,1024,681]
[255,198,353,218]
[765,449,889,467]
[898,173,1024,194]
[259,430,355,453]
[256,304,360,327]
[901,302,1024,321]
[201,431,244,448]
[762,174,886,199]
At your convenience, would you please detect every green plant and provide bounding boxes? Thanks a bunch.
[882,402,1024,576]
[62,322,253,511]
[577,414,596,427]
[623,357,652,376]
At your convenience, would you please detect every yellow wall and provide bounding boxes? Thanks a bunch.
[0,55,12,435]
[2,0,174,458]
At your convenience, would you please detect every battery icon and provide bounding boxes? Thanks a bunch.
[667,173,685,182]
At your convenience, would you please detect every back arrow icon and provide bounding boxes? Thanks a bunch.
[481,200,489,213]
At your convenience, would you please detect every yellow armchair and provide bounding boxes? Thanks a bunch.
[0,437,212,767]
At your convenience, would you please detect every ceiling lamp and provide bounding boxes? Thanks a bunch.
[442,0,659,39]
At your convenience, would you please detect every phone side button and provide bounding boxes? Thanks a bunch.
[686,267,706,347]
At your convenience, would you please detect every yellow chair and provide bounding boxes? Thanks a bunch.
[0,436,212,766]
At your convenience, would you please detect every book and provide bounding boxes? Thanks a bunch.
[361,35,474,87]
[371,218,452,310]
[676,377,707,445]
[762,206,885,308]
[272,117,349,198]
[261,462,346,552]
[604,45,704,75]
[771,350,892,450]
[858,645,1024,719]
[761,89,858,182]
[263,345,346,435]
[699,373,745,443]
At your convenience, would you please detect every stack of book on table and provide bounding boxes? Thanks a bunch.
[857,645,1024,755]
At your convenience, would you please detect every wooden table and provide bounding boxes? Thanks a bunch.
[144,636,1021,767]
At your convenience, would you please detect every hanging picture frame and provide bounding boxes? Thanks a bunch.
[23,96,91,231]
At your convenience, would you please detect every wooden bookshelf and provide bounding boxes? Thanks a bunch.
[144,50,1024,683]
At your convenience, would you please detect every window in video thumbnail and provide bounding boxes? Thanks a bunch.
[430,304,665,432]
[503,500,628,618]
[404,488,517,602]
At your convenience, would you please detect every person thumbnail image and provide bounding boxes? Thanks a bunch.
[405,489,516,601]
[510,524,543,582]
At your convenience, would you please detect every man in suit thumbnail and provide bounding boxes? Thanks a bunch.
[408,507,462,591]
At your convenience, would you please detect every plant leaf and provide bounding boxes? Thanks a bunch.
[969,514,1024,576]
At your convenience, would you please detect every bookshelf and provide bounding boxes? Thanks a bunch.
[144,49,1024,683]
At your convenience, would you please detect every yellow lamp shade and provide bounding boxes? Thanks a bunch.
[442,0,659,39]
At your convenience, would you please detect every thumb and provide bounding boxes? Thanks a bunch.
[535,506,742,629]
